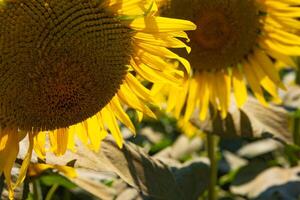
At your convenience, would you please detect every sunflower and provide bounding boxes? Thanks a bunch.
[0,0,195,198]
[152,0,300,124]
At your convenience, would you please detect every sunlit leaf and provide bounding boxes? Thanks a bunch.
[231,166,300,199]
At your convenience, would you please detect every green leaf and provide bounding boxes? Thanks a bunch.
[40,174,76,189]
[292,109,300,118]
[219,168,241,186]
[283,144,300,165]
[101,179,114,187]
[26,193,34,200]
[150,138,172,154]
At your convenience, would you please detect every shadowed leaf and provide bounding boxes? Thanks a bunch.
[44,138,209,200]
[191,97,292,143]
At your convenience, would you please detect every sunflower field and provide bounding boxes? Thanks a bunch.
[0,0,300,199]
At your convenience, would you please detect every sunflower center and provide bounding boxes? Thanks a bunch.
[193,12,230,50]
[0,0,133,131]
[161,0,260,71]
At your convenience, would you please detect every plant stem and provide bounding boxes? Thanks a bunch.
[33,180,43,200]
[295,57,300,85]
[21,177,30,200]
[207,133,218,200]
[0,174,5,198]
[293,57,300,146]
[45,184,59,200]
[294,116,300,146]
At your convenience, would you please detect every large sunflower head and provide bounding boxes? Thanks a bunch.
[1,0,133,132]
[153,0,300,122]
[0,0,195,198]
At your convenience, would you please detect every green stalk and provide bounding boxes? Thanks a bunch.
[21,177,30,200]
[207,133,218,200]
[45,184,59,200]
[295,57,300,85]
[33,180,43,200]
[0,174,5,198]
[293,57,300,146]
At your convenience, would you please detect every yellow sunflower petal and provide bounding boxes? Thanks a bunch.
[196,73,210,121]
[232,67,248,107]
[110,96,136,134]
[84,116,103,152]
[184,78,199,121]
[14,133,34,187]
[33,132,47,160]
[173,83,189,118]
[101,106,124,148]
[0,128,20,199]
[243,61,268,106]
[28,163,77,178]
[49,129,68,156]
[248,55,281,102]
[253,48,285,89]
[130,16,196,33]
[69,124,89,146]
[118,83,156,118]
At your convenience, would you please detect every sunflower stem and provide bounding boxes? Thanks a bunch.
[21,177,30,200]
[33,180,43,200]
[296,57,300,85]
[0,174,5,198]
[45,184,59,200]
[293,57,300,146]
[207,133,218,200]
